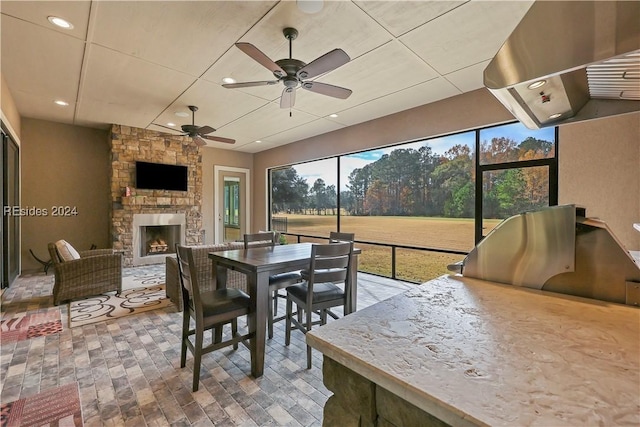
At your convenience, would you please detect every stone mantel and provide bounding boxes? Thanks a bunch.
[110,125,203,266]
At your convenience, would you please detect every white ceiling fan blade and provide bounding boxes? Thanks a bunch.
[236,42,286,77]
[223,80,279,89]
[301,81,352,99]
[280,87,296,109]
[297,49,350,80]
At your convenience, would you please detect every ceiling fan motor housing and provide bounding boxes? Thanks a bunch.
[275,58,306,80]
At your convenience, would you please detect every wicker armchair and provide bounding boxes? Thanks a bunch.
[48,242,123,305]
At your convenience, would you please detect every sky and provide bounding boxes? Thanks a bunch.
[291,122,555,191]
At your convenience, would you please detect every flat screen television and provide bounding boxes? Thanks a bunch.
[135,161,188,191]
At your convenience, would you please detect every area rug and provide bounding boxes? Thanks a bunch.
[0,309,62,345]
[0,382,82,426]
[68,273,171,328]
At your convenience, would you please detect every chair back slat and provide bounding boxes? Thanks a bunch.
[176,245,202,311]
[329,231,355,243]
[243,232,277,248]
[308,242,352,287]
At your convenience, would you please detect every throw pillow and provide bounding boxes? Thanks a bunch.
[54,239,81,262]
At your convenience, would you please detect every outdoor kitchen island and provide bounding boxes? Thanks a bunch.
[306,274,640,427]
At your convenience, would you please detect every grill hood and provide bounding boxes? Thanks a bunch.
[484,1,639,129]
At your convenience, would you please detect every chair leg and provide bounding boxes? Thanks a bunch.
[285,297,292,346]
[180,311,189,368]
[306,307,313,369]
[232,319,238,350]
[214,325,222,344]
[192,327,203,392]
[320,309,327,326]
[273,290,279,314]
[268,290,274,340]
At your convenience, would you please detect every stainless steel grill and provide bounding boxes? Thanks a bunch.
[452,205,640,306]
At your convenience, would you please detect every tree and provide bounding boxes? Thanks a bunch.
[271,167,308,213]
[431,144,474,218]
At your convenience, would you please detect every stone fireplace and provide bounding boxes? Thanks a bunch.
[110,125,203,266]
[133,213,185,266]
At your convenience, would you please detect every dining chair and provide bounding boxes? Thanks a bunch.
[176,244,252,392]
[329,231,355,243]
[285,241,353,369]
[244,232,302,339]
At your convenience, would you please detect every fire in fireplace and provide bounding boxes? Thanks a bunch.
[140,225,181,258]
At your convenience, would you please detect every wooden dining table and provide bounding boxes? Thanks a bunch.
[209,242,360,378]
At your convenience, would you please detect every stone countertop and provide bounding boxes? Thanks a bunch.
[306,275,640,427]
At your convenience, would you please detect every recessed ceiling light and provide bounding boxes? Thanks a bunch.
[527,80,546,90]
[54,100,69,106]
[255,140,262,143]
[548,113,562,119]
[222,77,236,84]
[47,16,74,29]
[329,114,338,118]
[175,111,189,118]
[167,122,176,127]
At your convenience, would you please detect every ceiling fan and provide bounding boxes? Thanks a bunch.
[223,27,352,109]
[153,105,235,146]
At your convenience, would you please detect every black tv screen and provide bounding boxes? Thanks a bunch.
[135,161,188,191]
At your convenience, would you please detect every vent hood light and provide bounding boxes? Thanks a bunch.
[527,80,546,90]
[47,16,73,29]
[484,1,639,129]
[549,113,562,120]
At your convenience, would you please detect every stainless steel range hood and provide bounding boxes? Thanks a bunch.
[484,1,640,129]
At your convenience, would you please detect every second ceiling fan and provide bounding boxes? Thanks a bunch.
[223,27,352,109]
[154,105,235,146]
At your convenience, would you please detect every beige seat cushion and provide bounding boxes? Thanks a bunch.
[54,239,81,261]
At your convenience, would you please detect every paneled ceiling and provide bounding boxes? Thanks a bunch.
[1,1,533,153]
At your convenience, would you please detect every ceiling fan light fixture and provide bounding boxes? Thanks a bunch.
[47,16,74,29]
[297,0,323,14]
[54,100,69,106]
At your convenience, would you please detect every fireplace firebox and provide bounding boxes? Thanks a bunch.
[132,213,186,266]
[140,225,181,257]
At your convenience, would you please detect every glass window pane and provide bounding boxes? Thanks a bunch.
[479,122,555,165]
[340,132,476,252]
[270,158,337,238]
[482,166,550,235]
